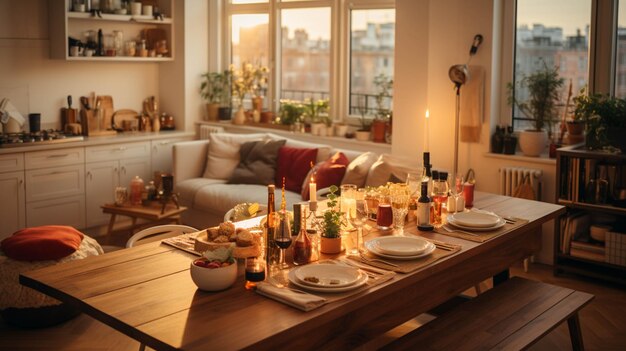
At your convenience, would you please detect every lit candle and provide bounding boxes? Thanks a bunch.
[424,109,430,152]
[309,174,317,202]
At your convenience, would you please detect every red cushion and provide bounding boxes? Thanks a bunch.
[1,226,84,261]
[275,147,318,193]
[301,152,349,200]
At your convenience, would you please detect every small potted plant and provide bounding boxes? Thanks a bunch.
[372,74,393,143]
[200,72,224,121]
[507,64,564,157]
[303,99,329,136]
[217,70,232,121]
[316,185,344,254]
[574,91,626,152]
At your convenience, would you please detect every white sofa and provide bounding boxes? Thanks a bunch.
[172,132,417,229]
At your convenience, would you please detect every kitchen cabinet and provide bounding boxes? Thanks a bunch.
[49,0,174,62]
[151,137,188,174]
[85,142,151,227]
[0,171,25,240]
[24,148,85,229]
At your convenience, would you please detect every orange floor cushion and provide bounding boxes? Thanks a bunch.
[1,225,84,261]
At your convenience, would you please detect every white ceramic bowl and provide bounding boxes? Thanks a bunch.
[190,258,238,292]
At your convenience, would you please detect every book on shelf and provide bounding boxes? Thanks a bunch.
[569,247,605,262]
[570,240,605,254]
[560,212,590,254]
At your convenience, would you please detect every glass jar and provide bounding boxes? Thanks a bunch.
[129,176,144,206]
[125,40,136,57]
[113,30,124,56]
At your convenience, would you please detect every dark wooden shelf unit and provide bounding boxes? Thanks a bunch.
[554,145,626,285]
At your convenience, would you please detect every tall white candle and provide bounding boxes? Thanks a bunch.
[309,175,317,202]
[424,109,430,152]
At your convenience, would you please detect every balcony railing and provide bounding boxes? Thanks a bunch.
[280,89,393,116]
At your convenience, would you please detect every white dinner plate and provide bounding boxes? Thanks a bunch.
[447,212,501,228]
[370,236,430,256]
[365,240,436,260]
[447,216,506,232]
[288,268,368,293]
[294,264,361,288]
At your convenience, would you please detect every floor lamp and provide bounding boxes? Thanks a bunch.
[447,34,483,178]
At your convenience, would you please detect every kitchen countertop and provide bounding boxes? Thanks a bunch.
[0,130,195,155]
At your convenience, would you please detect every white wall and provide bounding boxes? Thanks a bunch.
[394,0,557,263]
[0,0,159,130]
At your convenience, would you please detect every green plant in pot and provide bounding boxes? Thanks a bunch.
[507,64,564,157]
[372,74,393,143]
[316,185,345,254]
[574,90,626,152]
[278,99,304,126]
[200,72,226,121]
[355,95,372,141]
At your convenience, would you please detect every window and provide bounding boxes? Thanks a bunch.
[349,8,395,117]
[280,7,331,102]
[224,0,396,124]
[616,1,626,98]
[510,0,591,131]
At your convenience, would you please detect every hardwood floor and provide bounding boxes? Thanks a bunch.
[1,261,624,350]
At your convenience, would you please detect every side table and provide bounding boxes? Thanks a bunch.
[101,202,188,240]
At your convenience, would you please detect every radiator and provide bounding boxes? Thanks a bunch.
[499,167,543,201]
[199,125,224,139]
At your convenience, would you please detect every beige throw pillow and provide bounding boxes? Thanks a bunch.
[202,133,267,180]
[341,152,378,188]
[365,154,422,187]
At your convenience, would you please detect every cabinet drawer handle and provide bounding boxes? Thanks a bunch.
[87,171,92,180]
[115,146,127,152]
[121,166,126,174]
[159,140,171,145]
[46,154,70,158]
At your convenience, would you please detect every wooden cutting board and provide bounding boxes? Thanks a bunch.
[96,95,114,130]
[80,108,117,136]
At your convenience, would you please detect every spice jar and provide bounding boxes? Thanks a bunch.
[129,175,144,205]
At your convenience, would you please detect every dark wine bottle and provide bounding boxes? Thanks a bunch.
[417,181,434,231]
[265,185,278,269]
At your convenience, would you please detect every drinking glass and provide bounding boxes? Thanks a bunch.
[451,174,465,212]
[348,189,368,256]
[365,188,380,221]
[391,192,410,234]
[376,195,393,230]
[274,210,292,269]
[406,171,423,200]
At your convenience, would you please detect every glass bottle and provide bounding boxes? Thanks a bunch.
[274,179,292,269]
[129,175,144,206]
[433,171,449,225]
[417,181,433,231]
[491,125,505,153]
[293,209,312,265]
[429,170,439,224]
[265,185,279,271]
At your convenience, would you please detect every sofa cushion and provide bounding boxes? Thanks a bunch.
[275,146,318,193]
[341,152,378,188]
[266,133,331,163]
[228,139,286,186]
[1,226,84,261]
[301,152,349,200]
[202,133,267,180]
[177,178,228,207]
[365,154,421,187]
[194,183,302,218]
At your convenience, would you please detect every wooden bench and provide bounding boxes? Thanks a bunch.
[383,277,594,351]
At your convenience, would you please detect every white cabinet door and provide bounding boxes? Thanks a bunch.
[120,157,152,188]
[25,165,85,203]
[0,171,25,240]
[151,138,187,174]
[85,161,119,227]
[26,195,85,229]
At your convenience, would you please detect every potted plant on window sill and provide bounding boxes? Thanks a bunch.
[574,91,626,152]
[507,64,564,157]
[372,74,393,143]
[201,71,226,121]
[316,185,344,254]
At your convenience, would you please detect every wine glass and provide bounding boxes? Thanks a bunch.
[348,190,369,256]
[450,174,465,213]
[391,192,410,235]
[274,209,292,269]
[406,170,424,200]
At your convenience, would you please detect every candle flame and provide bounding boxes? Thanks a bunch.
[425,109,430,119]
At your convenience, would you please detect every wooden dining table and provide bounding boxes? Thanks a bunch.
[20,192,564,351]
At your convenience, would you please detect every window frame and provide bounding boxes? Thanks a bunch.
[499,0,618,129]
[223,0,395,125]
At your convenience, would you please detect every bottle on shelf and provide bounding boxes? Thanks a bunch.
[417,181,433,231]
[129,175,144,205]
[293,209,312,265]
[265,184,279,271]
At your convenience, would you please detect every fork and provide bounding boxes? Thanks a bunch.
[359,253,399,268]
[266,277,310,294]
[441,224,480,237]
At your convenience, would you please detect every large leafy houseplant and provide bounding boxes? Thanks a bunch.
[200,71,228,120]
[507,64,564,156]
[574,91,626,151]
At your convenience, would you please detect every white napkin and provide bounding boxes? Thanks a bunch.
[255,282,327,312]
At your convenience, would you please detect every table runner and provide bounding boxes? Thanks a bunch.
[434,217,529,243]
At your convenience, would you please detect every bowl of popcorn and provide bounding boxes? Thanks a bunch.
[190,246,238,292]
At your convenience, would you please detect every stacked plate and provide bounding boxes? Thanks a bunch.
[447,211,506,231]
[365,236,436,260]
[288,264,368,293]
